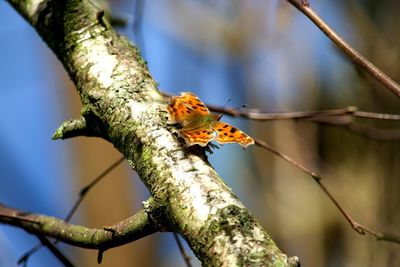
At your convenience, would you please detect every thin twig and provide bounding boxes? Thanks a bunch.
[254,138,320,180]
[173,233,193,267]
[17,245,42,265]
[207,104,400,122]
[312,175,400,244]
[18,156,126,264]
[254,137,400,245]
[286,0,400,97]
[209,105,357,120]
[354,111,400,120]
[206,104,400,140]
[35,235,74,267]
[65,156,125,221]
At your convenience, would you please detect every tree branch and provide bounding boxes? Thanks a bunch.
[0,202,160,250]
[18,156,126,265]
[6,0,298,265]
[206,104,400,141]
[34,235,74,267]
[254,138,400,245]
[286,0,400,98]
[208,104,400,122]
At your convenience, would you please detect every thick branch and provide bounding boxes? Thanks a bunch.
[7,0,297,265]
[0,203,159,250]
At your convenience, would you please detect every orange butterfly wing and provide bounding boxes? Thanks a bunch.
[168,92,211,126]
[213,122,254,148]
[180,128,217,147]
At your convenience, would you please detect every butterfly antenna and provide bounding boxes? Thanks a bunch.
[217,100,248,121]
[217,98,232,120]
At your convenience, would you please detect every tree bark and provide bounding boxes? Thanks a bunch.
[5,0,299,266]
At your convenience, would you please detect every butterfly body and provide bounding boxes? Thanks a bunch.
[180,114,217,129]
[168,92,254,148]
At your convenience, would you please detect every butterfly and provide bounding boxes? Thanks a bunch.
[168,92,254,148]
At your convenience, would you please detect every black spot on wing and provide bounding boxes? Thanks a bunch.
[229,127,237,133]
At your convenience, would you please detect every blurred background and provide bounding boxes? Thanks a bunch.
[1,0,400,266]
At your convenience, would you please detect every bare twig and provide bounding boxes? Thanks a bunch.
[208,104,400,122]
[254,138,320,180]
[65,156,125,221]
[285,0,400,98]
[208,104,400,140]
[254,137,400,245]
[35,235,74,267]
[208,105,358,121]
[353,111,400,120]
[173,233,193,267]
[18,156,126,264]
[18,245,41,266]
